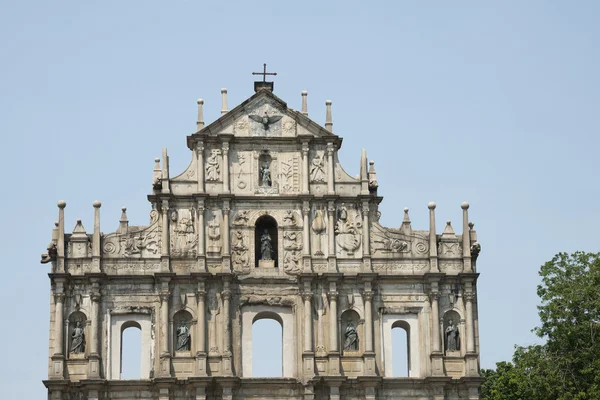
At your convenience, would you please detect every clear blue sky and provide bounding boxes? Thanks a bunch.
[1,1,599,397]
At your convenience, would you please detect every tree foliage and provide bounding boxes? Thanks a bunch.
[481,252,600,400]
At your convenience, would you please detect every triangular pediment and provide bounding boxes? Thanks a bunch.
[187,90,336,148]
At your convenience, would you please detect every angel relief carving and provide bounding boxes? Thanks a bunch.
[102,210,161,258]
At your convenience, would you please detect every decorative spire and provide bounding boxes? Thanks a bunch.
[360,149,369,195]
[117,206,128,234]
[92,201,101,259]
[399,208,412,235]
[196,98,204,130]
[221,88,228,115]
[152,157,161,190]
[325,100,333,131]
[368,160,379,192]
[161,148,170,194]
[301,91,308,116]
[428,202,439,272]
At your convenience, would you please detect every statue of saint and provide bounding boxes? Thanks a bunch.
[206,151,220,181]
[343,321,359,351]
[260,229,274,260]
[310,153,326,183]
[176,321,191,351]
[71,321,85,353]
[260,162,271,187]
[445,319,460,351]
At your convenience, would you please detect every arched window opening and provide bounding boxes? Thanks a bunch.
[392,321,410,377]
[255,215,278,268]
[120,322,142,379]
[252,315,283,377]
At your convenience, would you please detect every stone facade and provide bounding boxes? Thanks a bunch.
[41,84,483,399]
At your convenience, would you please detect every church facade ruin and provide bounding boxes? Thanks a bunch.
[41,75,483,399]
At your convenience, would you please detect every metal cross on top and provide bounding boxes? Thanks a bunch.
[252,63,277,82]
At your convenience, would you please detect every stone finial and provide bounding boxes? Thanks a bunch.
[428,202,436,210]
[360,149,369,194]
[221,88,228,115]
[399,207,412,235]
[325,100,333,131]
[428,202,438,267]
[57,201,66,263]
[196,98,205,130]
[117,206,128,234]
[72,219,87,236]
[153,157,162,190]
[368,160,379,192]
[57,200,67,209]
[52,221,59,243]
[462,201,471,260]
[301,91,308,116]
[441,220,457,239]
[93,201,101,259]
[161,148,170,194]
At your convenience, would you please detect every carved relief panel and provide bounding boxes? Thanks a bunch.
[169,208,198,258]
[232,150,252,194]
[206,210,222,255]
[278,152,300,194]
[102,210,161,259]
[335,203,363,258]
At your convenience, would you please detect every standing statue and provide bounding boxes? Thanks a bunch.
[445,319,460,351]
[260,229,274,260]
[206,150,220,181]
[176,321,191,351]
[71,321,85,353]
[343,321,359,351]
[310,153,326,183]
[260,162,272,187]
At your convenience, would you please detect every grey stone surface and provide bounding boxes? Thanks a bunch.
[40,85,483,399]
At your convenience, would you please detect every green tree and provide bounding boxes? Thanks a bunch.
[482,252,600,400]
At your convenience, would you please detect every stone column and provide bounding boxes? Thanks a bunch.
[303,293,313,352]
[327,202,335,257]
[54,292,65,356]
[363,291,374,352]
[195,286,207,376]
[161,201,170,271]
[222,142,230,193]
[88,284,101,378]
[222,280,233,375]
[50,288,65,379]
[465,292,475,353]
[159,288,171,377]
[222,201,230,264]
[362,202,370,257]
[197,201,205,257]
[196,141,205,193]
[430,292,441,353]
[302,142,309,194]
[328,291,338,351]
[326,143,335,195]
[302,202,310,257]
